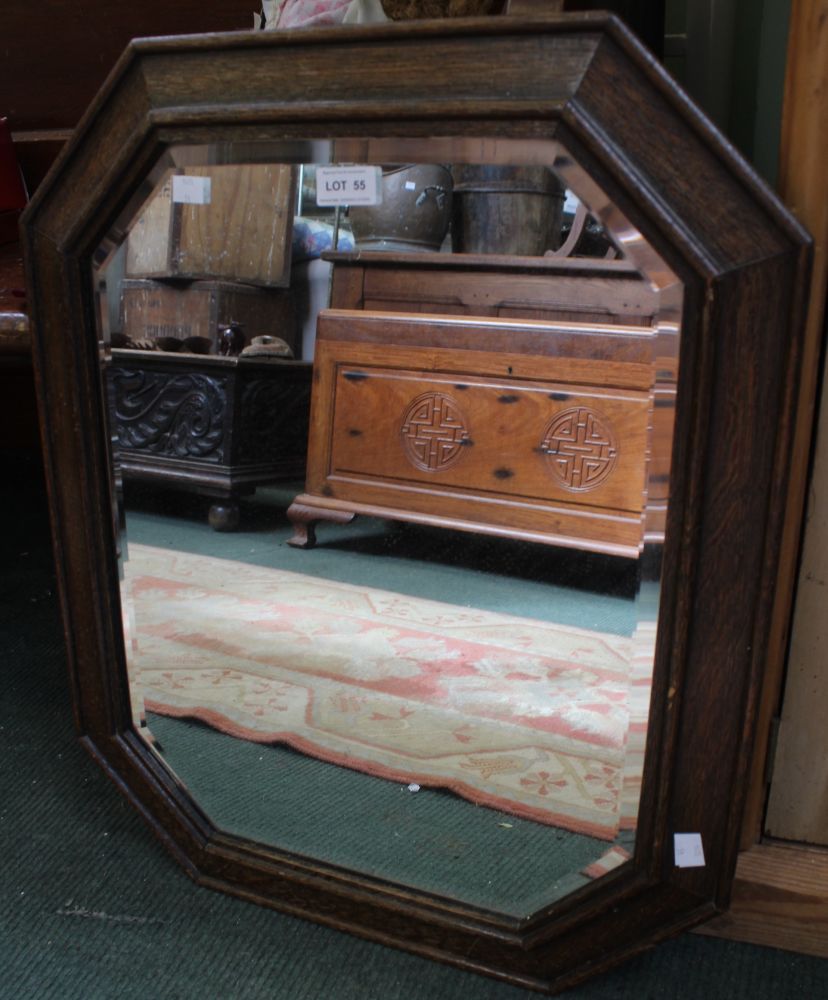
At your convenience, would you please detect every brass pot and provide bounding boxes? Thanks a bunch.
[349,164,453,253]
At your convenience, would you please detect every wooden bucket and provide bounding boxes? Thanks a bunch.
[450,166,564,256]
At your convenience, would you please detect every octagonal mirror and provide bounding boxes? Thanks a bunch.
[22,14,810,995]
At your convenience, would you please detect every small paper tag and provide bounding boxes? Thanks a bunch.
[674,833,705,868]
[316,165,382,206]
[172,175,212,205]
[404,180,417,191]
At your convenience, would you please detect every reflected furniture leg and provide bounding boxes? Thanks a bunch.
[286,500,356,548]
[208,499,241,532]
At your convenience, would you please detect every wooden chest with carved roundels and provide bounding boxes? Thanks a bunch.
[288,308,664,557]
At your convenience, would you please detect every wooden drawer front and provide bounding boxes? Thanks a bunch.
[320,354,650,517]
[301,310,661,553]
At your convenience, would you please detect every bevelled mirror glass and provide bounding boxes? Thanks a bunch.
[22,15,810,994]
[93,134,680,916]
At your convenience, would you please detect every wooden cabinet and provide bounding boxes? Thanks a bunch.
[289,253,672,556]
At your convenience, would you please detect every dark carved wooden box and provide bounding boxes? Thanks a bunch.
[108,349,311,528]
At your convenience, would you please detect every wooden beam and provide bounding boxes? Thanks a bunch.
[697,843,828,958]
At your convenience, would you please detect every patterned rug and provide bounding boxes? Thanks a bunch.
[124,544,651,840]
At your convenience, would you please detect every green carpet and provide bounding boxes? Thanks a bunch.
[146,711,607,915]
[3,451,827,999]
[123,480,642,634]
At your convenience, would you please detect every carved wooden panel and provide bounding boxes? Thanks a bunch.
[109,364,229,462]
[107,351,312,505]
[236,373,312,467]
[299,309,655,556]
[541,406,619,490]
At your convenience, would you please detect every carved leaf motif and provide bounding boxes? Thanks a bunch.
[109,368,227,461]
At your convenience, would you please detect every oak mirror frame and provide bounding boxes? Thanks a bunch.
[21,13,811,995]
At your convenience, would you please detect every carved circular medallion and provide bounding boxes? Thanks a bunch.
[542,406,618,491]
[400,392,470,472]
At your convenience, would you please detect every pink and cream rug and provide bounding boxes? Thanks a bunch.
[124,543,652,841]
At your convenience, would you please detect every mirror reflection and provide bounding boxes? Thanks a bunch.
[93,136,680,917]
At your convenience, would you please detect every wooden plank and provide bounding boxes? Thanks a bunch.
[740,0,828,849]
[761,0,828,847]
[360,268,658,323]
[765,373,828,842]
[696,842,828,958]
[125,171,175,276]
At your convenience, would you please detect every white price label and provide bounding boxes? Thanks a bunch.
[674,833,705,868]
[316,165,382,206]
[172,175,212,205]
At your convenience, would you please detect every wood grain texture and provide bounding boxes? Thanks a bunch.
[20,15,811,994]
[126,165,296,287]
[297,309,656,554]
[329,251,659,324]
[697,842,828,958]
[766,447,828,842]
[744,0,828,849]
[119,279,295,353]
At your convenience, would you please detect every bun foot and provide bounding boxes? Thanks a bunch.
[209,501,240,532]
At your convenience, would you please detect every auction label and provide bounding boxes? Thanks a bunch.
[316,165,382,206]
[172,175,212,205]
[673,833,705,868]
